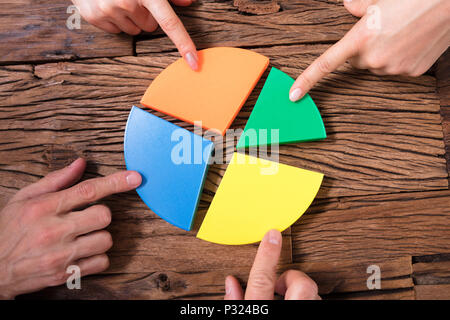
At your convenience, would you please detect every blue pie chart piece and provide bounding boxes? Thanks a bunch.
[124,106,214,231]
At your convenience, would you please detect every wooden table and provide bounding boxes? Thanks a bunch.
[0,0,449,300]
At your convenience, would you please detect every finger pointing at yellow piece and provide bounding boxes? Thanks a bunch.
[224,230,321,300]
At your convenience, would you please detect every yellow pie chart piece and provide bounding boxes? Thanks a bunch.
[197,153,324,245]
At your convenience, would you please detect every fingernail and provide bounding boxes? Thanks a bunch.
[126,172,142,187]
[267,229,281,245]
[69,158,82,168]
[289,88,302,102]
[225,277,232,295]
[344,0,352,2]
[185,52,199,71]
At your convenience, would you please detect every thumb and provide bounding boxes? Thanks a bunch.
[289,24,360,102]
[11,158,86,202]
[343,0,378,17]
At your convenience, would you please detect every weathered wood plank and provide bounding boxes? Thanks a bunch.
[0,0,133,64]
[436,48,450,177]
[325,288,415,300]
[413,253,450,285]
[21,256,413,299]
[136,0,357,54]
[292,190,450,264]
[415,285,450,300]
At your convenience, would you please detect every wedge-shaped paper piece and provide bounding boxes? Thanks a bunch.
[124,106,213,231]
[141,47,269,136]
[197,152,323,245]
[236,67,326,149]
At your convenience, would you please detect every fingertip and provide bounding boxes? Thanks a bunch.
[69,157,86,169]
[126,171,142,188]
[264,229,282,246]
[343,0,367,17]
[225,276,233,296]
[289,87,303,102]
[224,276,243,300]
[185,51,199,71]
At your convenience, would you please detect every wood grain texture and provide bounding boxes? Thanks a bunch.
[136,0,357,54]
[415,285,450,300]
[413,253,450,285]
[21,256,413,300]
[0,0,133,64]
[291,190,450,263]
[436,48,450,176]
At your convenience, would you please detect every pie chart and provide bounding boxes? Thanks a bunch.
[124,47,326,245]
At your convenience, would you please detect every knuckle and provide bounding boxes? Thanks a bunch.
[49,271,69,286]
[62,219,77,240]
[364,54,385,70]
[316,57,333,74]
[115,0,135,12]
[82,11,99,25]
[250,270,275,290]
[144,21,158,33]
[98,2,115,17]
[99,254,110,271]
[76,181,97,202]
[100,231,114,251]
[24,200,45,221]
[95,205,112,227]
[160,15,181,33]
[40,252,64,270]
[291,279,319,299]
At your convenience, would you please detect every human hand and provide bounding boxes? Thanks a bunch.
[289,0,450,102]
[224,230,321,300]
[0,158,142,299]
[72,0,199,70]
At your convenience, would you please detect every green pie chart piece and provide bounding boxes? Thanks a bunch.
[237,67,326,149]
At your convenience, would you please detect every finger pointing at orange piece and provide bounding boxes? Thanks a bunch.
[142,0,199,70]
[72,0,198,70]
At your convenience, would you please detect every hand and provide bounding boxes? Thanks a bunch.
[289,0,450,101]
[72,0,199,70]
[224,230,321,300]
[0,158,142,299]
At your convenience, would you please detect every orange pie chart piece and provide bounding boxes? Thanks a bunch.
[141,47,269,135]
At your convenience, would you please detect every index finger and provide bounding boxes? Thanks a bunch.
[49,170,142,214]
[143,0,198,70]
[245,229,282,300]
[289,25,360,102]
